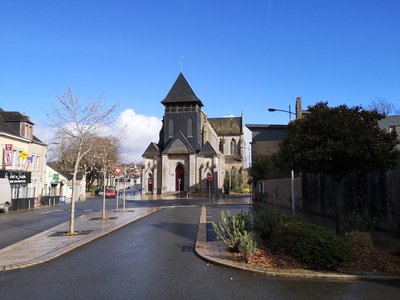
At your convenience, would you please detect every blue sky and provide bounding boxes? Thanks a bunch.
[1,0,399,161]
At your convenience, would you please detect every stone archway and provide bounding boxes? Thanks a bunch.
[175,164,184,192]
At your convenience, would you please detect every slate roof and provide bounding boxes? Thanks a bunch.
[0,110,33,124]
[142,142,160,158]
[245,124,288,142]
[197,141,218,157]
[161,73,204,107]
[0,109,44,144]
[209,117,243,135]
[162,132,195,155]
[0,114,19,136]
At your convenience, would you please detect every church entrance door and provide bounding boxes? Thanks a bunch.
[148,174,153,194]
[175,165,184,192]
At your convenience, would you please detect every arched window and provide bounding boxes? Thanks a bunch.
[201,126,205,146]
[187,118,193,137]
[219,138,224,153]
[168,119,174,138]
[230,139,237,155]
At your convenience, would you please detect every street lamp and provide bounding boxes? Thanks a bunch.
[268,106,296,215]
[267,106,296,121]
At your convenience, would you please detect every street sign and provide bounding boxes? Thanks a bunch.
[19,151,28,159]
[114,167,123,176]
[207,172,213,181]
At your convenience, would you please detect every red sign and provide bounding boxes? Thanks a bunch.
[114,167,123,176]
[207,172,213,181]
[5,152,12,166]
[5,144,12,166]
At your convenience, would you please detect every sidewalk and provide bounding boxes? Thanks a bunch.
[0,207,159,272]
[195,205,400,281]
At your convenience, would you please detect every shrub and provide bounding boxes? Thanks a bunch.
[253,209,283,239]
[270,219,354,270]
[212,211,245,252]
[339,210,375,234]
[344,231,374,250]
[212,210,256,260]
[239,231,257,262]
[239,183,252,193]
[236,210,253,232]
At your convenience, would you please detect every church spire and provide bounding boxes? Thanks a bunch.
[161,73,204,107]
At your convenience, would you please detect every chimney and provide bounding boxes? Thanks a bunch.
[295,97,302,119]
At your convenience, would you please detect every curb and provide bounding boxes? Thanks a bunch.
[194,205,400,281]
[0,207,161,272]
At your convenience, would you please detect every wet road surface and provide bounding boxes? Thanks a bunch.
[1,206,399,299]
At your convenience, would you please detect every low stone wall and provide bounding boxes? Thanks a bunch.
[257,177,302,209]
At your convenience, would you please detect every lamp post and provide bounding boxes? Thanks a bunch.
[268,106,296,215]
[267,105,296,121]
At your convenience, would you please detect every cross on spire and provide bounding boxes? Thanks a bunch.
[179,55,184,73]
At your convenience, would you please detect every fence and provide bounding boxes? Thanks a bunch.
[11,196,61,211]
[256,169,399,232]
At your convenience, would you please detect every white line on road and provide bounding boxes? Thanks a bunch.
[40,209,64,215]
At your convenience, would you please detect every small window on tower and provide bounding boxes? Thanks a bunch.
[168,119,174,138]
[187,118,193,137]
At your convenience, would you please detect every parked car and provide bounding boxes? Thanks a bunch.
[105,188,116,198]
[0,178,11,213]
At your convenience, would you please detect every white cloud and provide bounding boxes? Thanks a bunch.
[33,121,57,143]
[34,109,162,164]
[113,109,162,163]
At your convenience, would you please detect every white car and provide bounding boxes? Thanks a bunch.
[0,178,12,213]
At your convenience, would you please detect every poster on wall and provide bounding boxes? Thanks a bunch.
[4,144,12,166]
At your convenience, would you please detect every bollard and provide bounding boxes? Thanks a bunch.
[49,198,51,207]
[28,200,31,210]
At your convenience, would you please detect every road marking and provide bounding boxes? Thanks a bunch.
[40,209,64,215]
[161,205,199,209]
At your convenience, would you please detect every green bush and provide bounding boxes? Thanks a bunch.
[236,210,253,232]
[344,231,374,250]
[339,210,375,234]
[239,231,257,262]
[253,209,283,239]
[212,210,256,261]
[270,219,354,270]
[212,211,245,252]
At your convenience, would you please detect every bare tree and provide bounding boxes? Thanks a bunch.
[90,135,120,219]
[369,98,400,116]
[48,89,118,234]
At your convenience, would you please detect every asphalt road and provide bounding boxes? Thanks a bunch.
[1,205,399,299]
[0,197,119,249]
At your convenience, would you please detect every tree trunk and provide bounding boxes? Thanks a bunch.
[68,165,78,234]
[68,138,84,234]
[102,168,106,219]
[335,177,345,234]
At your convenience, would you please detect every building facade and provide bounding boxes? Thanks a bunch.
[0,109,47,201]
[142,73,246,195]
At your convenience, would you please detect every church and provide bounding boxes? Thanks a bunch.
[141,73,247,195]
